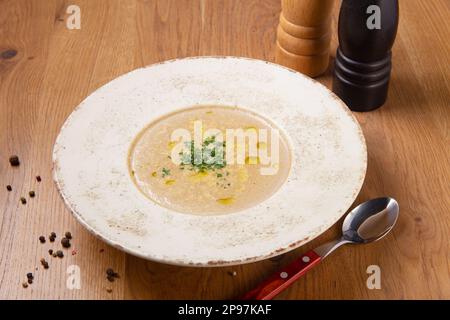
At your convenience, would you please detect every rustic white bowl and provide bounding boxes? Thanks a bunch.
[53,57,367,266]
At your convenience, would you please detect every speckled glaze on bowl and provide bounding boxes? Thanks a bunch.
[53,57,367,266]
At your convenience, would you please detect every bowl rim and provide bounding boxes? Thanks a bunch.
[52,55,367,267]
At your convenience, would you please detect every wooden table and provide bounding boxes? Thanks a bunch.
[1,0,449,300]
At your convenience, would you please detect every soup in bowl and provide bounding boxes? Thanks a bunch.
[129,105,292,215]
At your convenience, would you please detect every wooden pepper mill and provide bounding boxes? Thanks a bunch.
[276,0,335,77]
[332,0,399,111]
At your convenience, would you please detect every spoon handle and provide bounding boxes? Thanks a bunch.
[241,250,321,300]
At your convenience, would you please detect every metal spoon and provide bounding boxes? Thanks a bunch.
[242,197,399,300]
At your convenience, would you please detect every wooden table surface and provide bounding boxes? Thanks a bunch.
[0,0,449,300]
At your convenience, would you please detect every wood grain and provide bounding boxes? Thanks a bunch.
[0,0,449,299]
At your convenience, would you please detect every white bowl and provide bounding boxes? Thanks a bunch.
[53,57,367,266]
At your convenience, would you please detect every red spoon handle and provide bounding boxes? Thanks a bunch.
[241,250,322,300]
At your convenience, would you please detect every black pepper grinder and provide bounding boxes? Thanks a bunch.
[332,0,399,111]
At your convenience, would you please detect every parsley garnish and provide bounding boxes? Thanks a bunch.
[162,167,171,177]
[179,136,226,173]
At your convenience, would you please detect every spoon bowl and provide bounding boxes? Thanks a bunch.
[342,197,399,243]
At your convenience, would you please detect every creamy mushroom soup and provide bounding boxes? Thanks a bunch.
[128,106,291,215]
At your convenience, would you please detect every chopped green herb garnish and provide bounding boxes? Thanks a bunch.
[162,167,171,177]
[178,136,227,173]
[203,135,216,145]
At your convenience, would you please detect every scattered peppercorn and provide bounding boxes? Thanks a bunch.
[48,249,53,255]
[56,250,64,258]
[52,252,57,258]
[29,191,35,198]
[61,237,71,248]
[99,249,104,253]
[9,155,20,166]
[40,258,49,269]
[49,232,56,242]
[39,236,46,243]
[36,175,41,182]
[27,278,33,284]
[26,273,34,280]
[64,231,72,239]
[106,268,119,282]
[6,185,12,191]
[22,282,28,288]
[20,197,27,205]
[106,288,113,293]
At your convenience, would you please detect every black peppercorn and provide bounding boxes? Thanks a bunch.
[20,197,27,205]
[64,231,72,239]
[9,155,20,166]
[61,237,71,248]
[6,185,12,191]
[106,268,119,282]
[40,258,49,269]
[36,175,42,182]
[29,191,35,198]
[39,236,46,243]
[49,232,56,242]
[56,250,64,258]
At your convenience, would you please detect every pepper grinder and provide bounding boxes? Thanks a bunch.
[275,0,335,77]
[332,0,399,111]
